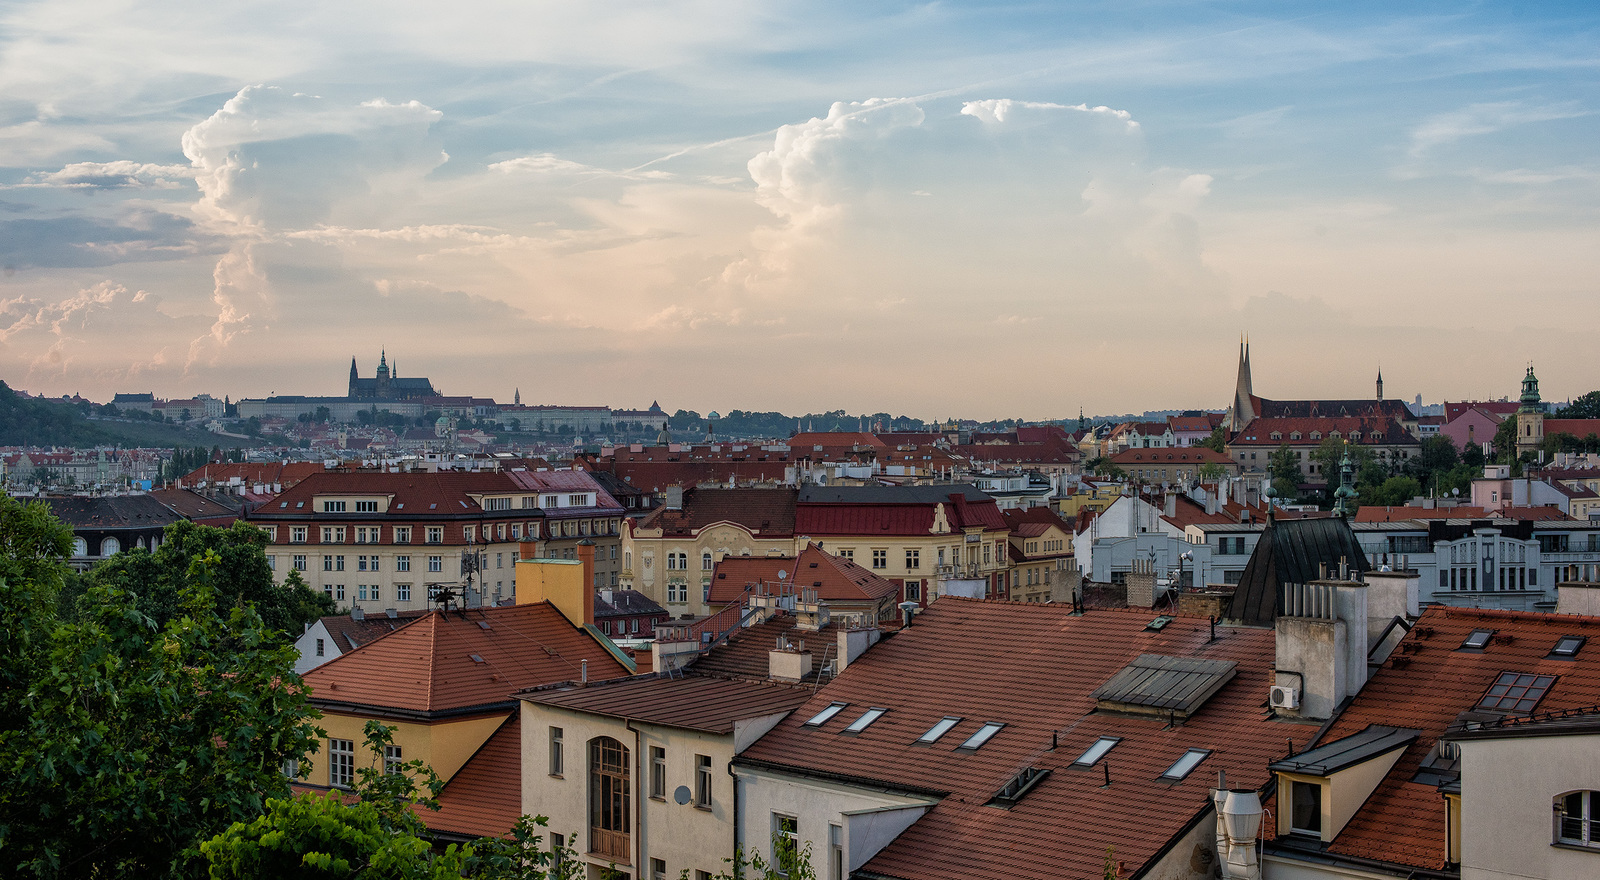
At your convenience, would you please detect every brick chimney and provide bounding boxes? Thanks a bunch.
[578,536,597,593]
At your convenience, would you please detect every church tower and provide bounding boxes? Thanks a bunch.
[1516,365,1544,458]
[348,357,359,398]
[1228,338,1256,430]
[375,349,391,398]
[1376,368,1383,402]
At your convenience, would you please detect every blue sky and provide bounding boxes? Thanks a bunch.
[1,1,1596,418]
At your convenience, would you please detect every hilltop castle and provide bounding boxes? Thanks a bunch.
[347,351,437,401]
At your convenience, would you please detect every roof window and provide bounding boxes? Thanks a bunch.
[1159,749,1211,782]
[918,716,962,744]
[1460,629,1495,651]
[279,502,287,508]
[1477,672,1557,713]
[1073,736,1120,767]
[843,708,887,734]
[804,702,848,727]
[959,722,1005,751]
[1550,636,1587,659]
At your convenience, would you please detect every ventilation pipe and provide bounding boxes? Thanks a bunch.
[1220,790,1263,880]
[580,659,588,685]
[898,600,919,628]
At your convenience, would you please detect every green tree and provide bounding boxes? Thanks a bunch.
[0,539,324,878]
[244,416,263,438]
[1196,426,1227,453]
[1360,475,1422,508]
[1198,461,1228,482]
[1267,443,1304,495]
[1558,391,1600,420]
[87,520,333,636]
[1310,439,1374,493]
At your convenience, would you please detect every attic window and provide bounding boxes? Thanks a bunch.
[989,767,1050,808]
[1290,432,1301,440]
[1477,672,1557,713]
[469,654,486,663]
[1460,629,1495,651]
[1550,636,1587,659]
[429,503,437,509]
[918,716,962,744]
[805,702,848,727]
[1145,615,1174,632]
[395,503,404,509]
[296,502,304,508]
[1159,749,1211,782]
[279,502,287,508]
[1073,736,1120,767]
[477,621,492,631]
[843,708,887,734]
[959,722,1005,751]
[1310,432,1322,440]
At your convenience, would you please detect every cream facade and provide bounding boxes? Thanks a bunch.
[1456,727,1600,880]
[621,522,792,620]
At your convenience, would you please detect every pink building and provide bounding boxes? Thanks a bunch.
[1438,401,1516,453]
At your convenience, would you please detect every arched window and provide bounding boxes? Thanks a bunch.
[73,537,88,557]
[702,551,713,571]
[1558,791,1600,846]
[589,737,630,859]
[100,536,120,557]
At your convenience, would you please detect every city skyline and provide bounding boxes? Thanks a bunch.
[2,2,1597,418]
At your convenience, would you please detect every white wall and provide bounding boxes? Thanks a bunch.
[735,765,935,878]
[1459,731,1600,880]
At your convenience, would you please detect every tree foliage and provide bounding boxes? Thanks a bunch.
[87,519,332,636]
[1196,426,1227,453]
[1558,391,1600,420]
[0,530,324,878]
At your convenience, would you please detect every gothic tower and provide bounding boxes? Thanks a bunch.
[1228,338,1256,430]
[375,349,391,398]
[348,357,359,398]
[1376,368,1383,402]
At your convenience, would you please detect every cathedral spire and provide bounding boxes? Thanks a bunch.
[1376,367,1383,401]
[1229,337,1256,430]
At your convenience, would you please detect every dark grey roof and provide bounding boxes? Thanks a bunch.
[797,484,993,504]
[1092,654,1237,719]
[1269,724,1418,776]
[41,494,183,531]
[1227,516,1369,626]
[594,589,668,618]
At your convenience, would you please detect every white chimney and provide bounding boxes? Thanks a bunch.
[835,625,881,673]
[1274,575,1368,720]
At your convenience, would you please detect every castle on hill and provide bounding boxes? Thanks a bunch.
[347,351,437,401]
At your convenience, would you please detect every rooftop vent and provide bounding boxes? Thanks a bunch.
[989,766,1051,808]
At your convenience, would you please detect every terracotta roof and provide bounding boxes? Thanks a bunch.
[525,674,814,734]
[687,614,841,681]
[318,610,432,654]
[302,603,630,715]
[1541,419,1600,438]
[1230,416,1418,447]
[420,714,522,840]
[795,485,1006,535]
[635,487,797,537]
[1109,447,1234,464]
[252,469,618,525]
[177,460,329,489]
[1353,506,1487,523]
[1494,505,1575,521]
[788,432,887,449]
[707,544,899,606]
[738,600,1310,880]
[1293,606,1600,871]
[1444,401,1519,423]
[147,487,244,524]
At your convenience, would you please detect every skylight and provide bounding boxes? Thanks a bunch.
[959,722,1005,751]
[1551,636,1587,659]
[844,708,887,733]
[1073,737,1120,767]
[918,717,962,744]
[1477,672,1557,713]
[804,702,847,727]
[1460,629,1494,650]
[1159,749,1211,782]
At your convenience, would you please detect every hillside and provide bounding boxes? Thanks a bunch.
[0,383,256,449]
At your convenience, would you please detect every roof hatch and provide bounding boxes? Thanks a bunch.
[1092,654,1238,720]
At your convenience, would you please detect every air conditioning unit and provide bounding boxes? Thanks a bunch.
[1269,685,1300,710]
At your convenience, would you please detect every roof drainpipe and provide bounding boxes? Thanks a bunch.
[628,720,644,877]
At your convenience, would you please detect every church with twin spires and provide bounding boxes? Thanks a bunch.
[347,351,438,401]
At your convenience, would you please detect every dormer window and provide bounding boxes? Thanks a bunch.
[1310,432,1322,441]
[1271,432,1282,441]
[1329,431,1341,439]
[1290,781,1323,835]
[1349,432,1361,441]
[1371,432,1383,441]
[1290,432,1301,440]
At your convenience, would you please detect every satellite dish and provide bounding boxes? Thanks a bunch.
[673,785,692,805]
[776,569,788,581]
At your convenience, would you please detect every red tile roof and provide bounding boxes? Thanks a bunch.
[794,486,1006,536]
[738,600,1311,880]
[525,674,815,735]
[707,544,900,606]
[317,609,432,654]
[1299,606,1600,871]
[1542,419,1600,438]
[419,714,522,840]
[177,460,328,489]
[1353,505,1487,522]
[302,603,631,714]
[1109,447,1234,465]
[1230,416,1418,447]
[687,614,841,681]
[788,432,887,449]
[634,487,797,537]
[1444,401,1519,423]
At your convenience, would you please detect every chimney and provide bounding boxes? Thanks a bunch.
[1206,488,1219,516]
[664,485,684,510]
[519,540,540,561]
[579,538,596,591]
[1273,574,1368,720]
[1127,558,1157,608]
[1164,493,1177,519]
[769,637,814,682]
[835,625,881,673]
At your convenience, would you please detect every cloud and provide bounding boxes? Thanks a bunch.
[21,160,193,189]
[490,153,674,180]
[1409,101,1590,157]
[959,99,1135,127]
[747,98,927,225]
[0,210,224,268]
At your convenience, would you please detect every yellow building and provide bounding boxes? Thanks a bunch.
[620,488,798,620]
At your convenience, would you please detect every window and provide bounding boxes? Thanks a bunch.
[1290,780,1322,835]
[918,716,962,744]
[426,527,443,544]
[805,702,848,726]
[589,737,630,859]
[394,526,411,544]
[569,494,590,507]
[905,580,922,602]
[464,525,476,542]
[358,555,370,572]
[1461,629,1495,650]
[293,554,307,571]
[369,585,380,602]
[838,549,853,561]
[702,551,713,571]
[355,500,378,512]
[496,552,503,569]
[1159,749,1211,782]
[829,824,843,880]
[651,858,667,880]
[906,549,920,569]
[696,754,712,807]
[324,555,334,572]
[396,584,411,602]
[336,555,345,571]
[511,523,522,540]
[1073,737,1119,766]
[772,813,798,876]
[384,745,403,775]
[1551,636,1587,659]
[959,722,1005,751]
[650,747,666,799]
[396,555,410,572]
[315,638,325,657]
[667,581,688,604]
[335,585,345,601]
[282,757,300,780]
[485,497,511,511]
[324,500,346,512]
[844,708,887,733]
[1558,791,1600,847]
[267,555,276,571]
[429,555,443,573]
[1478,672,1557,713]
[549,727,564,776]
[871,549,887,569]
[358,584,369,601]
[329,738,354,788]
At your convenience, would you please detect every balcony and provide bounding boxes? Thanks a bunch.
[589,827,629,862]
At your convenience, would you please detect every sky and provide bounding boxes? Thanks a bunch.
[0,1,1597,420]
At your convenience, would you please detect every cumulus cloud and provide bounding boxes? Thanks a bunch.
[748,98,926,225]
